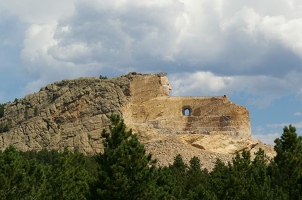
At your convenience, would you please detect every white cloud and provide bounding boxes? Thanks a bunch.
[21,23,57,64]
[0,0,75,23]
[259,16,302,58]
[1,0,302,147]
[267,121,302,129]
[169,71,232,96]
[47,0,184,66]
[254,121,302,145]
[296,88,302,100]
[49,42,93,63]
[253,133,281,145]
[253,119,302,145]
[253,133,280,145]
[294,111,302,116]
[20,23,101,94]
[169,71,297,107]
[0,0,302,106]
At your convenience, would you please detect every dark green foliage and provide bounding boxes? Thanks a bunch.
[42,149,91,200]
[273,125,302,199]
[0,122,9,133]
[208,159,229,198]
[209,149,275,200]
[0,103,4,118]
[95,115,158,199]
[156,154,215,200]
[155,167,176,199]
[155,154,188,199]
[250,149,275,199]
[22,148,60,166]
[99,75,108,79]
[167,154,188,198]
[187,156,204,189]
[0,146,44,199]
[0,147,95,200]
[186,157,215,200]
[0,121,302,200]
[24,107,28,120]
[92,122,302,199]
[34,106,38,116]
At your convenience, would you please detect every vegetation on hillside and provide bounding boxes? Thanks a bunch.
[99,75,108,79]
[0,103,10,133]
[0,103,4,118]
[0,115,301,199]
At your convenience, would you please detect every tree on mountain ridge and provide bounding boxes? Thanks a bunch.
[0,103,4,118]
[95,115,158,199]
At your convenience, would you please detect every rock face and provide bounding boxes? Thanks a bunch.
[0,72,274,169]
[0,77,131,154]
[121,72,251,136]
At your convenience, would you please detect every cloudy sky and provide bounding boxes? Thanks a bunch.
[1,0,302,144]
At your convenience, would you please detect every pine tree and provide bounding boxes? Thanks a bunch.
[249,149,274,199]
[0,103,4,118]
[210,150,274,200]
[187,156,203,189]
[0,146,44,199]
[273,125,302,199]
[209,159,231,199]
[167,154,188,199]
[186,156,215,200]
[95,115,158,200]
[42,149,91,200]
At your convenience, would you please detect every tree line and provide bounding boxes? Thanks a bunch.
[0,115,301,199]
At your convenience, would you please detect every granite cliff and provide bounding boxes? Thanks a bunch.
[0,72,274,169]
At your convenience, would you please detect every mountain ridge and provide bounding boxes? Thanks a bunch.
[0,72,275,169]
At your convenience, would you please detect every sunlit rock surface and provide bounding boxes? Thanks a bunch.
[0,72,275,169]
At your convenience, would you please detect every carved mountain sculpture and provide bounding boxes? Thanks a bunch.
[0,72,274,169]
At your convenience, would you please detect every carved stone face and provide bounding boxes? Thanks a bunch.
[160,76,172,95]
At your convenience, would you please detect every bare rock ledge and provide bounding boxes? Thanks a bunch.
[0,72,275,169]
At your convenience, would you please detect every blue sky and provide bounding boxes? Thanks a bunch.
[1,0,302,145]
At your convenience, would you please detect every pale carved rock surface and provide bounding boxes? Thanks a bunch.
[0,77,131,154]
[0,72,275,169]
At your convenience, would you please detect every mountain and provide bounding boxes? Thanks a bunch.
[0,72,274,169]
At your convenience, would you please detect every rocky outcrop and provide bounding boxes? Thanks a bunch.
[0,77,131,154]
[120,72,251,137]
[0,72,275,169]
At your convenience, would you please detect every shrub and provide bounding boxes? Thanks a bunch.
[0,104,4,118]
[99,75,108,79]
[34,106,38,116]
[0,122,9,133]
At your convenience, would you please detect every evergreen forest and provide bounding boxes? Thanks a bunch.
[0,115,302,199]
